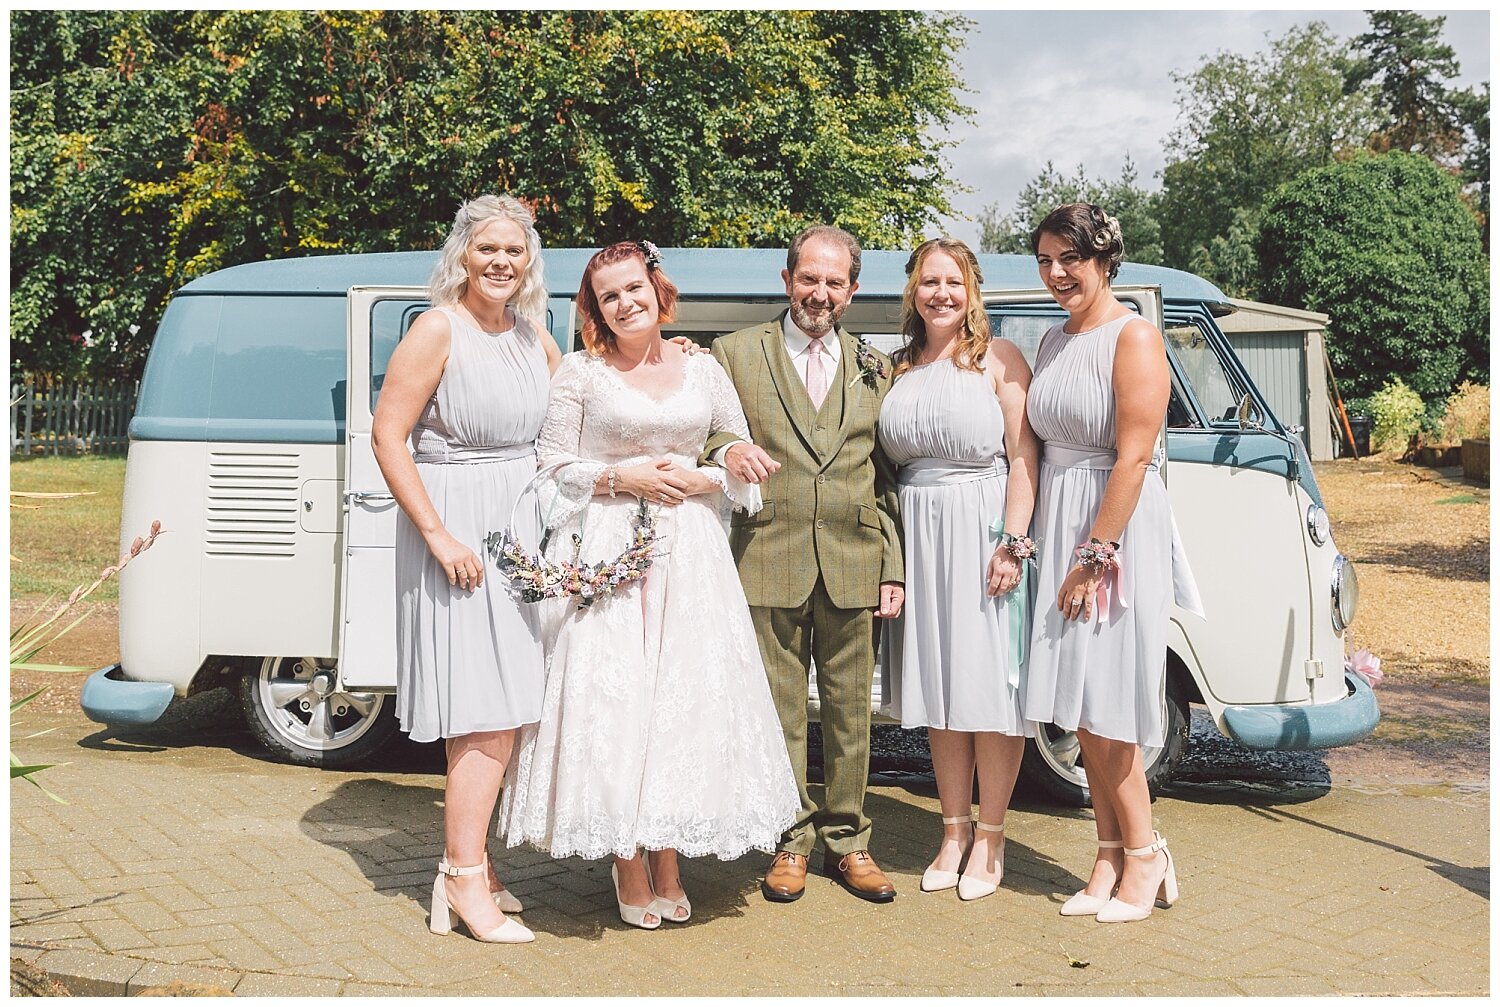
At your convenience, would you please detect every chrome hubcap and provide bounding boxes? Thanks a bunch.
[1033,723,1165,791]
[257,657,382,752]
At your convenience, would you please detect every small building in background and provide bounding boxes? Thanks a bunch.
[1217,298,1338,461]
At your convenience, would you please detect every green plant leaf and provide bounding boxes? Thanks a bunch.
[12,661,93,673]
[11,764,68,804]
[10,687,48,714]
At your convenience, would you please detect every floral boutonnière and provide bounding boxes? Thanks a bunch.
[848,335,888,390]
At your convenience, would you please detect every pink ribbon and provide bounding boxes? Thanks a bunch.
[1093,554,1128,624]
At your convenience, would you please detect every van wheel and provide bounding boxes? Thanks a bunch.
[238,657,399,768]
[1018,680,1191,806]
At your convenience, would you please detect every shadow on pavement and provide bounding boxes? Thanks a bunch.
[1241,802,1490,901]
[296,776,772,942]
[73,686,267,760]
[75,685,454,774]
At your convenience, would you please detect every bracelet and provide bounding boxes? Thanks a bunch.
[1074,537,1120,572]
[606,467,617,498]
[996,532,1036,561]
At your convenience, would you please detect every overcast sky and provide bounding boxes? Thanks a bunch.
[932,9,1492,246]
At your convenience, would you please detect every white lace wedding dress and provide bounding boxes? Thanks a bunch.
[498,350,800,861]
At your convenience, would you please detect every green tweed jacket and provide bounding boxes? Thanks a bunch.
[704,313,903,610]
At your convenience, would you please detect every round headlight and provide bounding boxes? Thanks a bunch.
[1331,554,1359,631]
[1306,504,1330,546]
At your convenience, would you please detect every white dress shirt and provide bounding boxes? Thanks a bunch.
[782,312,842,390]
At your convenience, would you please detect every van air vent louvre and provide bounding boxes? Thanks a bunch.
[206,451,300,557]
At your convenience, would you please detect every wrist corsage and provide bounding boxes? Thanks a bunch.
[996,532,1037,561]
[1074,537,1120,573]
[848,335,888,390]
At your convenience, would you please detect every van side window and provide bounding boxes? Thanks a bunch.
[991,314,1054,368]
[993,310,1200,430]
[133,294,348,443]
[370,300,429,409]
[1164,321,1246,427]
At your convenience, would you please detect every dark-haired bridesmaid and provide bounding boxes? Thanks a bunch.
[1023,203,1202,923]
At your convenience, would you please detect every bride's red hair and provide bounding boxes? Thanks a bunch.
[576,242,680,355]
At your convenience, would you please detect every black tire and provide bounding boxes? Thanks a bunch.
[1017,677,1191,806]
[237,657,400,768]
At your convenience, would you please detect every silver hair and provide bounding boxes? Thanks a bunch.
[428,195,547,322]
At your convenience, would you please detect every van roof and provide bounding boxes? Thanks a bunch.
[178,248,1232,305]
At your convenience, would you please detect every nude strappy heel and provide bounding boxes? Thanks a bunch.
[430,860,534,943]
[957,821,1006,901]
[920,814,974,892]
[1095,832,1177,923]
[1059,839,1124,916]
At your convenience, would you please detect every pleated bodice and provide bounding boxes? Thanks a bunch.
[1025,314,1130,452]
[410,307,550,461]
[879,357,1006,468]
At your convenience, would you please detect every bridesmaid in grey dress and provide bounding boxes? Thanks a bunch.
[373,195,561,944]
[1024,203,1201,924]
[878,239,1038,902]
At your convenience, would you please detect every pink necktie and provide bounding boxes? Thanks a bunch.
[806,335,828,410]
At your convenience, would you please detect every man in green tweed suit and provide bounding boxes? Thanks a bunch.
[703,226,905,904]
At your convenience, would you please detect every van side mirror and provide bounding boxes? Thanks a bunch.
[1235,393,1265,431]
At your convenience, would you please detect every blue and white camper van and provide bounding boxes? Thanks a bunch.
[82,249,1376,803]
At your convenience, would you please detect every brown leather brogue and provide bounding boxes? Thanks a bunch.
[825,850,897,903]
[761,851,808,902]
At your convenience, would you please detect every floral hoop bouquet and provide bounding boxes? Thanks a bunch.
[485,463,658,609]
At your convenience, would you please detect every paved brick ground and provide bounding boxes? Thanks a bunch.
[9,700,1489,996]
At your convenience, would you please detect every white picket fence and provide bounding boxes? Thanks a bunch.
[10,375,139,456]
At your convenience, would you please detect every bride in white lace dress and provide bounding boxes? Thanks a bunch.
[498,242,799,930]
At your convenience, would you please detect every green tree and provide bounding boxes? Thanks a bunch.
[1454,81,1490,238]
[11,10,972,378]
[977,157,1162,265]
[1157,22,1377,286]
[1187,207,1259,300]
[1346,11,1466,160]
[1257,152,1488,400]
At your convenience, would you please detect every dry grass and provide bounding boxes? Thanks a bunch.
[10,455,126,600]
[1314,458,1489,684]
[1314,457,1489,779]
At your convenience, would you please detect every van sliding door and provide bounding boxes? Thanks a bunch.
[339,286,429,689]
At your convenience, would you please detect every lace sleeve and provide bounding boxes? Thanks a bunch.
[697,355,762,514]
[534,354,606,530]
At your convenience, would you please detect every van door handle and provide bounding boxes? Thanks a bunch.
[344,490,395,504]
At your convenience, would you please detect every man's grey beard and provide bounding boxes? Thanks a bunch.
[789,298,838,336]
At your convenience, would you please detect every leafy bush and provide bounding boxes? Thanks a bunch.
[1441,381,1490,443]
[1368,379,1426,452]
[1257,151,1489,401]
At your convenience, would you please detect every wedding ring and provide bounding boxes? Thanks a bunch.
[1071,598,1082,608]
